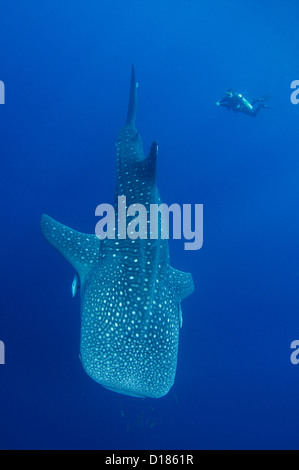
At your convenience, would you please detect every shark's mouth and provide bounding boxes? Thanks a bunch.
[102,384,146,398]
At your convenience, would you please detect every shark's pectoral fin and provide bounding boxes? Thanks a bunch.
[168,267,194,302]
[41,214,100,278]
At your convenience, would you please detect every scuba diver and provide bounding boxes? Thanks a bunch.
[216,89,270,117]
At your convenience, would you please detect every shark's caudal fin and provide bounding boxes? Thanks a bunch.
[41,214,100,278]
[168,267,194,302]
[126,65,138,127]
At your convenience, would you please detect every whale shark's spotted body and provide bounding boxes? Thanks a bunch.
[41,67,194,398]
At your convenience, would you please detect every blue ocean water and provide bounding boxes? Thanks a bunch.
[0,0,299,450]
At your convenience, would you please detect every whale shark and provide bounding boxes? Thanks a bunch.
[41,66,194,398]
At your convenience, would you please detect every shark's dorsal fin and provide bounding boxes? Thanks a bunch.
[134,140,158,184]
[41,214,100,278]
[168,267,194,301]
[145,141,158,183]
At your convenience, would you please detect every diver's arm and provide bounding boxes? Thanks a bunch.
[216,97,229,107]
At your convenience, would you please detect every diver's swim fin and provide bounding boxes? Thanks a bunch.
[259,95,270,102]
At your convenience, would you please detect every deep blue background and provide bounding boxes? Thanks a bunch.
[0,0,299,450]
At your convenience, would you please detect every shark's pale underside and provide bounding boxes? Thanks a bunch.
[41,67,194,398]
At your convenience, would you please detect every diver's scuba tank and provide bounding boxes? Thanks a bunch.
[237,93,253,111]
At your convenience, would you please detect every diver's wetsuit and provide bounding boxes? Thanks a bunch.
[216,91,270,117]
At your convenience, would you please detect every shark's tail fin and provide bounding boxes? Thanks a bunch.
[126,65,138,127]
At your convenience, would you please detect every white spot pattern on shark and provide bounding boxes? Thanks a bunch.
[41,66,194,398]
